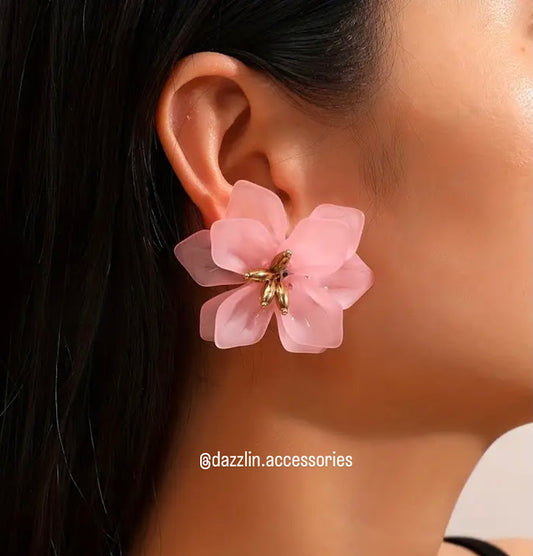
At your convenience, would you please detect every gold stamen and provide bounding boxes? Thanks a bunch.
[275,279,289,315]
[269,250,292,273]
[261,278,277,307]
[243,249,292,315]
[244,269,275,282]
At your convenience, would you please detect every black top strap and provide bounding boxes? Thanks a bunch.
[443,536,509,556]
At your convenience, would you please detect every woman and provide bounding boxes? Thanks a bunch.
[0,1,531,555]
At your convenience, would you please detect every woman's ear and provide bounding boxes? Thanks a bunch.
[156,52,269,228]
[155,51,318,230]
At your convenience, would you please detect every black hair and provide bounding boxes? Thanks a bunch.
[0,1,388,554]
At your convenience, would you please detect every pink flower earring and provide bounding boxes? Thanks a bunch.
[173,179,374,353]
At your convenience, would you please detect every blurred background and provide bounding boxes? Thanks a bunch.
[445,423,533,538]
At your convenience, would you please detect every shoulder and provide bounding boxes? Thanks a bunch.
[439,537,533,556]
[487,537,533,556]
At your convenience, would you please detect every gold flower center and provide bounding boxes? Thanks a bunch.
[243,250,292,315]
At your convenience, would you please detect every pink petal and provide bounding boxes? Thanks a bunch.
[280,217,352,279]
[174,230,245,286]
[309,204,365,257]
[276,274,343,348]
[199,288,238,341]
[274,311,327,353]
[210,218,278,275]
[214,282,275,349]
[225,179,288,244]
[315,252,374,309]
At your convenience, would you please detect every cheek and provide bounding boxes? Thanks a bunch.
[356,44,532,383]
[398,73,532,263]
[386,0,533,251]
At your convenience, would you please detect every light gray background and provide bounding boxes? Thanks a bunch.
[445,423,533,539]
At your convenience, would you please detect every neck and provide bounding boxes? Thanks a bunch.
[133,343,493,556]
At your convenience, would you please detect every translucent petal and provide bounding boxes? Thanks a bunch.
[199,288,239,341]
[274,308,328,353]
[174,230,245,286]
[280,217,352,279]
[276,274,343,348]
[225,179,288,244]
[211,218,278,274]
[214,282,275,349]
[309,203,365,257]
[315,253,374,309]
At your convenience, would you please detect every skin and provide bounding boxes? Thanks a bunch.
[133,1,532,555]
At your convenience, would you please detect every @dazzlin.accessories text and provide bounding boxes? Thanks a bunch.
[173,179,374,353]
[199,451,353,470]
